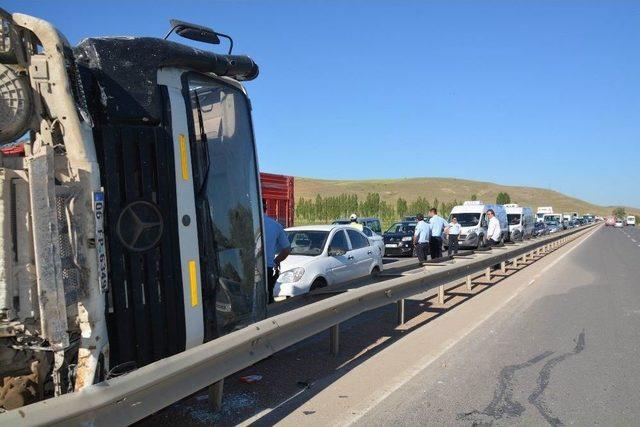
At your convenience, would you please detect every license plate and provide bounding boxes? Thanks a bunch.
[93,191,109,293]
[385,243,398,248]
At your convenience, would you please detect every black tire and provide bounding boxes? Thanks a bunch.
[371,266,381,278]
[477,235,486,250]
[310,278,327,291]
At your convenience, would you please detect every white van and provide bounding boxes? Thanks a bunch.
[446,201,509,249]
[505,204,535,241]
[627,216,636,226]
[536,206,554,223]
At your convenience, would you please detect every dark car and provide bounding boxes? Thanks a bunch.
[383,221,417,257]
[533,221,548,237]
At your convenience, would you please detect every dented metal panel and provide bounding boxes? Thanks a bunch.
[27,146,69,350]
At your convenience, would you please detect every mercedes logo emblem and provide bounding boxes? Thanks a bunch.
[116,200,164,252]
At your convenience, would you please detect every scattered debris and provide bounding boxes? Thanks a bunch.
[239,375,263,384]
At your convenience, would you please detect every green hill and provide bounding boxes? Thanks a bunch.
[294,177,638,218]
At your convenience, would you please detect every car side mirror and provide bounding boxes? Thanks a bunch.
[328,247,346,257]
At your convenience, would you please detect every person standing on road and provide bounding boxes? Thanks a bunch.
[263,201,291,304]
[348,213,364,231]
[413,213,431,263]
[485,209,502,247]
[428,208,448,259]
[447,216,461,255]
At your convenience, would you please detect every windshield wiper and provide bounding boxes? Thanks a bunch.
[192,90,211,195]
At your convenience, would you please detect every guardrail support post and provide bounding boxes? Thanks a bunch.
[208,379,224,412]
[500,261,506,273]
[485,267,491,282]
[397,299,405,325]
[437,285,445,305]
[330,324,340,356]
[466,275,472,291]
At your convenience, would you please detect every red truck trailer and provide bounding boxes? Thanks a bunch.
[260,173,294,227]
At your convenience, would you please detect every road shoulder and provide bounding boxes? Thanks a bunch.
[273,228,599,426]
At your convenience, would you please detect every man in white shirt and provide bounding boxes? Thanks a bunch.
[446,216,461,255]
[412,214,431,262]
[485,209,502,247]
[428,208,448,259]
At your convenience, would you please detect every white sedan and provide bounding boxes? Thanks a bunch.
[274,225,384,299]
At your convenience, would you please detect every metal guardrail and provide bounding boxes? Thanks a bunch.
[2,224,598,426]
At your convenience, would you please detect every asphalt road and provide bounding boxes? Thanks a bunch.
[355,225,640,426]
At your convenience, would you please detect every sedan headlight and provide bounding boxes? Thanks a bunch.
[401,236,413,242]
[279,267,305,283]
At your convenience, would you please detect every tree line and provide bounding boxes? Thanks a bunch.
[295,193,463,224]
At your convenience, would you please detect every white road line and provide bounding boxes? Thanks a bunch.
[633,239,637,243]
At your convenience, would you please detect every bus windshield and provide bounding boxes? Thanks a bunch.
[187,73,265,339]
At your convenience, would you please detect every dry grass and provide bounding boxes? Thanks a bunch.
[295,177,639,217]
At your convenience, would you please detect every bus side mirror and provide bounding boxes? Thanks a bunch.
[168,19,221,45]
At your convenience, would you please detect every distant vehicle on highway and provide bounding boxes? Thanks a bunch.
[614,219,624,228]
[383,221,417,257]
[504,204,535,241]
[533,221,549,237]
[626,215,636,226]
[362,226,385,257]
[332,217,382,234]
[274,225,384,298]
[446,201,508,249]
[536,206,554,223]
[605,217,616,226]
[543,213,562,224]
[546,221,562,233]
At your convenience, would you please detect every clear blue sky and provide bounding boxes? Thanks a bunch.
[6,0,639,207]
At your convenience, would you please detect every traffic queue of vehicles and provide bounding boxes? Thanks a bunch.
[276,202,605,299]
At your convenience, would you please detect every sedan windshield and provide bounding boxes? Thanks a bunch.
[386,222,416,234]
[449,213,480,227]
[287,230,329,256]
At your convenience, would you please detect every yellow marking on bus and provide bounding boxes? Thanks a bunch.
[179,134,189,181]
[189,260,198,307]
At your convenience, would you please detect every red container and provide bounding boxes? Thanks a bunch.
[260,172,294,227]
